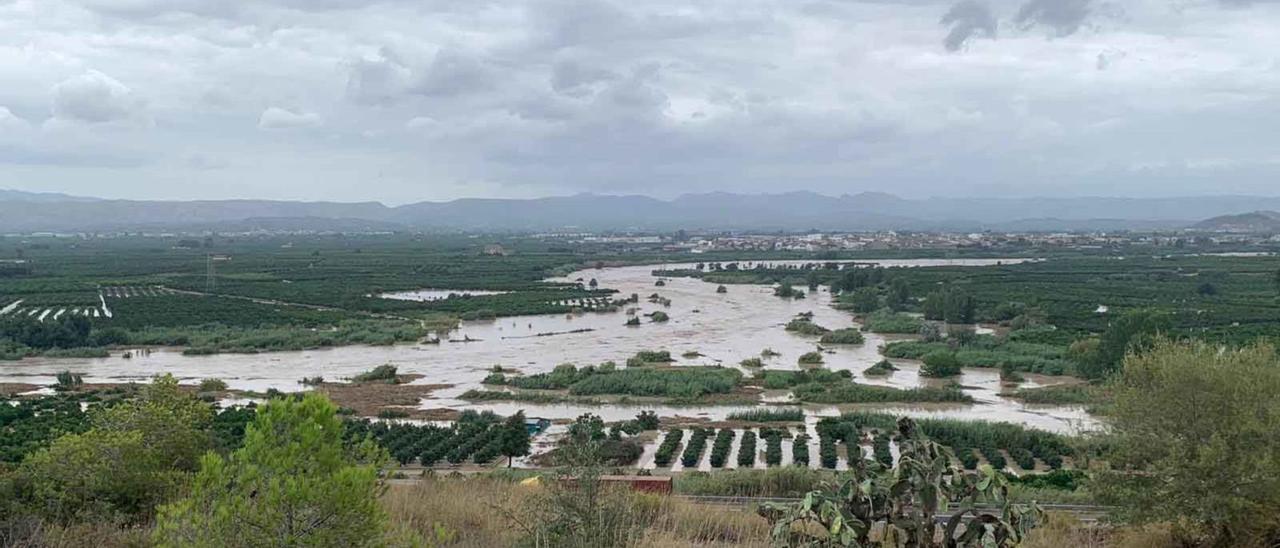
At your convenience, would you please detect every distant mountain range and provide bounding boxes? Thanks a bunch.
[3,189,1280,233]
[1192,211,1280,233]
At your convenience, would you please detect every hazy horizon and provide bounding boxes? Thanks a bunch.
[3,1,1279,204]
[16,187,1280,208]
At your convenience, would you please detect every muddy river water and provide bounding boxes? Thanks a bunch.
[1,259,1097,436]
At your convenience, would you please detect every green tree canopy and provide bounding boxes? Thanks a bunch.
[1098,340,1280,545]
[11,373,214,524]
[500,410,532,467]
[153,393,394,547]
[1080,310,1170,379]
[94,373,214,471]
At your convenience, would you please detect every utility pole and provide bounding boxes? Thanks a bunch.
[206,254,230,292]
[206,254,216,291]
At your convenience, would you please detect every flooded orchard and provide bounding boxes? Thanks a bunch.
[0,258,1095,437]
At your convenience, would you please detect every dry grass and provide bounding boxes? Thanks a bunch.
[382,476,771,547]
[0,383,39,397]
[0,520,150,548]
[1022,514,1185,548]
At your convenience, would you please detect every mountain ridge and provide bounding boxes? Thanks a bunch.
[1,189,1276,232]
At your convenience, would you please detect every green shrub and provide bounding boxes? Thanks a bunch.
[653,429,683,467]
[727,408,805,422]
[709,429,736,468]
[737,430,758,467]
[920,351,962,377]
[764,430,784,466]
[792,435,811,467]
[352,364,398,383]
[797,351,824,365]
[792,382,971,404]
[680,428,712,467]
[199,378,228,392]
[860,309,924,334]
[819,329,865,345]
[785,319,828,335]
[863,360,897,376]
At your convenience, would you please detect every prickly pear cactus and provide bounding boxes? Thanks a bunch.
[759,417,1045,547]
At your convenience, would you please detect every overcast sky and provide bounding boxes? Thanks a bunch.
[1,0,1278,204]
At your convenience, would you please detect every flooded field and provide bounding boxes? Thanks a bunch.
[0,258,1096,435]
[379,288,510,302]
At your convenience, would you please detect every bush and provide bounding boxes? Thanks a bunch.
[567,367,741,399]
[54,370,83,390]
[198,378,228,392]
[352,364,398,383]
[819,328,865,345]
[785,319,828,335]
[680,428,712,467]
[834,412,1072,467]
[818,430,838,469]
[863,360,897,376]
[739,357,764,368]
[792,434,811,467]
[1008,383,1107,405]
[653,429,683,467]
[626,350,673,367]
[797,351,824,365]
[1097,340,1280,544]
[737,430,758,467]
[764,431,784,466]
[675,467,828,497]
[726,408,804,422]
[872,434,892,467]
[752,369,851,390]
[791,382,971,404]
[709,429,736,468]
[861,309,924,334]
[920,351,962,377]
[634,411,660,430]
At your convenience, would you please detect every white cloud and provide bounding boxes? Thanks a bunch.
[50,70,147,124]
[0,107,31,132]
[257,107,322,129]
[0,0,1278,202]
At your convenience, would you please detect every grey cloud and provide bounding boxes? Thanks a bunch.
[257,107,322,129]
[551,59,617,97]
[5,0,1280,202]
[940,1,997,52]
[411,49,496,98]
[0,107,31,131]
[71,0,392,19]
[345,53,413,105]
[1016,0,1091,37]
[50,71,146,124]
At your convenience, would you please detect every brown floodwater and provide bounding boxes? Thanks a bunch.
[0,258,1096,436]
